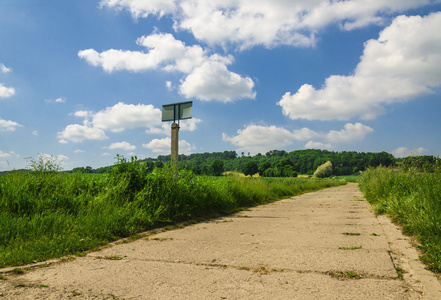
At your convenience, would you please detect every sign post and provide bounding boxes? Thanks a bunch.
[161,101,193,178]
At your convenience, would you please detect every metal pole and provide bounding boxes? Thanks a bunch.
[171,122,179,178]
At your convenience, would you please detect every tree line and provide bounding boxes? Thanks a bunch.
[139,149,395,177]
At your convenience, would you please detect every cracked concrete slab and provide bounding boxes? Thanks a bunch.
[1,183,440,299]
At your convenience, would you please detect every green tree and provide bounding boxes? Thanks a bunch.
[242,161,259,177]
[281,165,297,177]
[210,159,224,176]
[258,161,271,176]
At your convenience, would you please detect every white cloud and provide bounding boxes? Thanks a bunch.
[108,141,136,151]
[326,123,374,143]
[179,60,256,102]
[0,150,12,158]
[45,97,66,104]
[278,12,441,121]
[78,33,207,73]
[179,118,202,132]
[165,80,173,91]
[73,110,93,118]
[292,127,321,141]
[74,149,85,154]
[0,83,15,99]
[0,118,23,132]
[92,102,161,132]
[222,125,298,154]
[99,0,177,18]
[0,63,11,73]
[305,141,334,150]
[57,122,108,143]
[392,146,429,158]
[79,33,256,102]
[142,137,195,154]
[32,130,38,136]
[100,0,437,50]
[223,122,373,153]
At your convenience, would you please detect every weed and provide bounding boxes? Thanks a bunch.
[327,270,362,280]
[0,274,6,280]
[370,233,380,236]
[103,255,126,260]
[11,268,24,275]
[343,232,361,236]
[339,246,362,250]
[71,290,82,296]
[38,284,49,288]
[395,267,405,280]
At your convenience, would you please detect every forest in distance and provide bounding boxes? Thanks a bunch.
[67,149,413,177]
[68,149,440,177]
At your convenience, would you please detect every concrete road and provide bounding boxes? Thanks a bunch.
[1,183,440,299]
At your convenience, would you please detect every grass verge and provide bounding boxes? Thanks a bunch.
[358,167,441,273]
[0,156,345,268]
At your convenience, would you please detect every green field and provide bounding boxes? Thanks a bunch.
[0,156,346,268]
[359,167,441,273]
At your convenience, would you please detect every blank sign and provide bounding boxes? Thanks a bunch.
[162,101,193,122]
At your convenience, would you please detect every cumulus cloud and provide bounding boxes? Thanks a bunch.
[91,102,161,133]
[392,146,429,158]
[142,137,195,154]
[58,122,108,143]
[278,12,441,121]
[179,60,256,102]
[0,83,15,99]
[326,123,374,143]
[79,33,256,102]
[223,123,373,153]
[222,125,296,154]
[108,141,136,151]
[59,102,195,143]
[100,0,436,50]
[79,33,207,73]
[0,118,23,132]
[59,102,161,143]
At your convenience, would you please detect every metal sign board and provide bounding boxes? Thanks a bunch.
[162,101,192,122]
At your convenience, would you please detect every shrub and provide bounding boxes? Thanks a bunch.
[313,161,333,178]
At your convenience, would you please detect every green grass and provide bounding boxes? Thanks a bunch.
[359,167,441,273]
[0,156,345,268]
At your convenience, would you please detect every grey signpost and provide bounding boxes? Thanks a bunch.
[161,101,193,177]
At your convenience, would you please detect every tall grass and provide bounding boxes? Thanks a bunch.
[0,156,345,268]
[358,167,441,273]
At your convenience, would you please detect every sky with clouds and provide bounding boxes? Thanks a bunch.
[1,0,441,171]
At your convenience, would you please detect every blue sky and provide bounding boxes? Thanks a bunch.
[1,0,441,171]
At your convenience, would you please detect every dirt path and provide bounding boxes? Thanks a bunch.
[1,183,440,299]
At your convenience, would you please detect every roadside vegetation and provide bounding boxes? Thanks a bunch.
[0,155,346,268]
[358,163,441,273]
